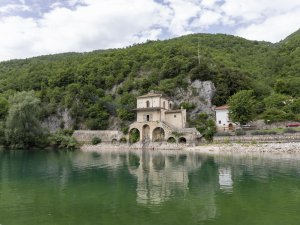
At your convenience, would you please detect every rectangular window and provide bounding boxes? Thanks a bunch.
[219,120,221,124]
[147,115,150,122]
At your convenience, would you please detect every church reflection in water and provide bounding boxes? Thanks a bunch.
[72,149,236,221]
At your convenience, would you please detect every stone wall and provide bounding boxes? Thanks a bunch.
[213,133,300,143]
[73,130,124,144]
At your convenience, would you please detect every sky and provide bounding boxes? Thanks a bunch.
[0,0,299,61]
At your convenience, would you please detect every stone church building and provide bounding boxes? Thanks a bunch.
[129,91,201,144]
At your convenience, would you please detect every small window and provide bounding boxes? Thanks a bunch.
[146,115,150,121]
[146,101,150,108]
[169,103,172,109]
[174,115,177,118]
[163,101,165,108]
[218,120,221,124]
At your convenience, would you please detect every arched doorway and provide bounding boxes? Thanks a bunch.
[167,137,176,143]
[129,128,140,143]
[152,127,165,141]
[142,124,150,140]
[178,137,187,144]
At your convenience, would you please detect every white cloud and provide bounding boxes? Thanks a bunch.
[190,10,222,29]
[236,9,300,42]
[0,0,171,60]
[0,0,299,61]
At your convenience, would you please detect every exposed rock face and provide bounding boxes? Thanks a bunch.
[42,109,74,133]
[173,80,216,117]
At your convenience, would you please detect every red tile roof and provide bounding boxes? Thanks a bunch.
[214,105,229,110]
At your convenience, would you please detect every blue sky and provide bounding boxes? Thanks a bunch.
[0,0,299,61]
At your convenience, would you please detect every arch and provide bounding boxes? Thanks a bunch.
[152,127,165,142]
[228,123,234,131]
[120,137,127,144]
[112,138,118,144]
[167,137,176,143]
[146,100,150,108]
[178,137,187,144]
[142,124,150,140]
[129,128,140,143]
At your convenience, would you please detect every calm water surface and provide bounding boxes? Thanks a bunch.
[1,149,300,225]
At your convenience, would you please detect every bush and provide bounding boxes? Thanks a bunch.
[50,130,79,150]
[215,132,232,137]
[251,130,277,135]
[91,137,101,145]
[235,130,246,136]
[283,128,298,134]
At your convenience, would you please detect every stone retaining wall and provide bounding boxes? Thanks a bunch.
[73,130,124,144]
[214,133,300,143]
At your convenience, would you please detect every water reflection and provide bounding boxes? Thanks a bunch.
[218,167,233,192]
[2,150,300,225]
[128,151,202,206]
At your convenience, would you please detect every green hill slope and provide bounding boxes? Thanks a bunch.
[0,30,299,130]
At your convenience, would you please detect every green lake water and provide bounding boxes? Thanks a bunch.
[1,149,300,225]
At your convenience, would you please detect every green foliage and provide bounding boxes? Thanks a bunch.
[5,91,44,148]
[0,30,299,129]
[228,90,257,125]
[179,102,196,111]
[0,96,9,120]
[191,113,217,142]
[283,128,298,134]
[50,130,79,150]
[215,132,232,137]
[262,108,294,123]
[235,130,246,136]
[120,137,127,143]
[91,137,101,145]
[263,93,290,109]
[129,129,140,143]
[251,130,277,135]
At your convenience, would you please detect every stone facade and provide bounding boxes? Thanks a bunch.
[129,92,201,145]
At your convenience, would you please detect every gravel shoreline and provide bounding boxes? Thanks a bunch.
[81,142,300,154]
[186,142,300,154]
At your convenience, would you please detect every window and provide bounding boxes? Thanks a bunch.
[174,115,177,118]
[147,115,150,121]
[169,103,172,109]
[163,101,165,108]
[218,120,221,124]
[146,101,150,108]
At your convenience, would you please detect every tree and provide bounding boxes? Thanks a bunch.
[228,90,257,125]
[191,113,216,142]
[5,91,44,148]
[0,96,9,120]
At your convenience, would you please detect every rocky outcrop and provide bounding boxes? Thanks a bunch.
[173,80,216,117]
[42,109,74,133]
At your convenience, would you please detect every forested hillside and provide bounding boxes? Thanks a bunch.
[0,29,299,132]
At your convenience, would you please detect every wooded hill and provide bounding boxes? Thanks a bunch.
[0,29,299,131]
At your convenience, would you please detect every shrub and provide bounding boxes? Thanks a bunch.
[215,132,232,136]
[50,130,79,151]
[283,128,298,134]
[251,130,277,135]
[91,137,101,145]
[235,130,246,136]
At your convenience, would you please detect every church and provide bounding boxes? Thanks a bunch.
[129,91,201,144]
